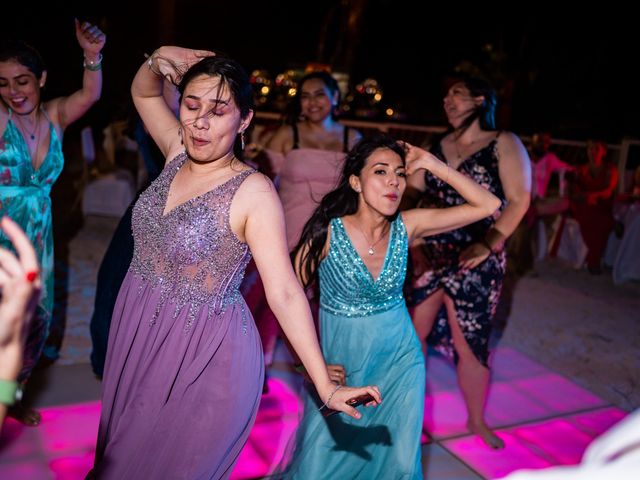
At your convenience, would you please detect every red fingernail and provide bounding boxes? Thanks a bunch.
[26,271,38,282]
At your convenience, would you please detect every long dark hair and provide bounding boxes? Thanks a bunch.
[286,71,341,124]
[453,75,497,133]
[178,55,254,158]
[292,133,405,289]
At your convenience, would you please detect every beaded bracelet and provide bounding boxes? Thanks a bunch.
[83,53,103,71]
[319,383,342,411]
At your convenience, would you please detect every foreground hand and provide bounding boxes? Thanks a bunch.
[321,384,382,419]
[458,242,491,270]
[0,217,40,378]
[75,19,106,56]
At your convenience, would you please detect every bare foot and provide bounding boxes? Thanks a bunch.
[8,403,42,426]
[467,420,504,449]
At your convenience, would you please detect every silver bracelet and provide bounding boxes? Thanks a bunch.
[144,51,162,76]
[319,383,342,411]
[83,53,103,71]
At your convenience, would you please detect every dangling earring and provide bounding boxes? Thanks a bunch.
[240,131,246,150]
[178,126,183,145]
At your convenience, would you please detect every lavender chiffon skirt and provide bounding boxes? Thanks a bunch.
[92,272,264,479]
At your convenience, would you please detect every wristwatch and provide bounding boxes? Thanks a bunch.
[0,379,23,406]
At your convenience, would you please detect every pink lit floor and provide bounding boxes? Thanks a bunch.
[0,346,627,479]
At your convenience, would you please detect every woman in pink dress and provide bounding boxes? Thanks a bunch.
[266,72,361,249]
[246,72,360,376]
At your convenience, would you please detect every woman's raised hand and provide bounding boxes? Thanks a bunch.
[149,46,216,85]
[403,142,442,177]
[75,19,106,56]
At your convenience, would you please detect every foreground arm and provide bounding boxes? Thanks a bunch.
[49,20,105,131]
[0,218,41,424]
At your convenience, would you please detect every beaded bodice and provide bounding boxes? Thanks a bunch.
[130,153,254,325]
[318,216,408,317]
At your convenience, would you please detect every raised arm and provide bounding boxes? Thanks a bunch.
[237,174,381,417]
[48,20,105,131]
[401,144,502,242]
[131,46,213,160]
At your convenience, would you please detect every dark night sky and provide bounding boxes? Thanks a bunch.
[4,2,637,142]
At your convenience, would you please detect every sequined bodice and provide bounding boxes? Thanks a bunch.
[318,216,408,317]
[130,153,254,324]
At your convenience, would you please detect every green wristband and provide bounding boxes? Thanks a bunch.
[83,53,103,71]
[0,379,22,406]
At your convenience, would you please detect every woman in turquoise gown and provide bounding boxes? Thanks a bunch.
[283,134,501,479]
[0,20,105,425]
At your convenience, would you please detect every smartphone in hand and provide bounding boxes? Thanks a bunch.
[321,393,376,417]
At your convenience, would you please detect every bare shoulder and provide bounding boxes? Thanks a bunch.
[497,131,526,150]
[497,131,529,160]
[236,170,279,204]
[42,98,63,126]
[265,124,294,153]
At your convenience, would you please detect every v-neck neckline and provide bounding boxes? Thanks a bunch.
[335,217,394,284]
[8,117,55,175]
[161,156,252,218]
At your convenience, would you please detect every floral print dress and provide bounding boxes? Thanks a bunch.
[0,110,64,381]
[406,134,506,366]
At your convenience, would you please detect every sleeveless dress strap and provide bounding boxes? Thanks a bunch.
[342,126,350,153]
[292,123,300,150]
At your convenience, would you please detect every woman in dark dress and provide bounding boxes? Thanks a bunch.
[403,76,531,449]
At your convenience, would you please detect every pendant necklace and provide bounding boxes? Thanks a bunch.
[351,219,390,256]
[453,131,477,162]
[15,107,41,141]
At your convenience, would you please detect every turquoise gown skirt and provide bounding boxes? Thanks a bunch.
[282,216,425,479]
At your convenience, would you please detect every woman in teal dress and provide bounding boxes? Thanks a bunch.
[282,134,501,479]
[0,20,105,425]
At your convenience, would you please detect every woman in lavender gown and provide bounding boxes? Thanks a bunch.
[89,47,380,479]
